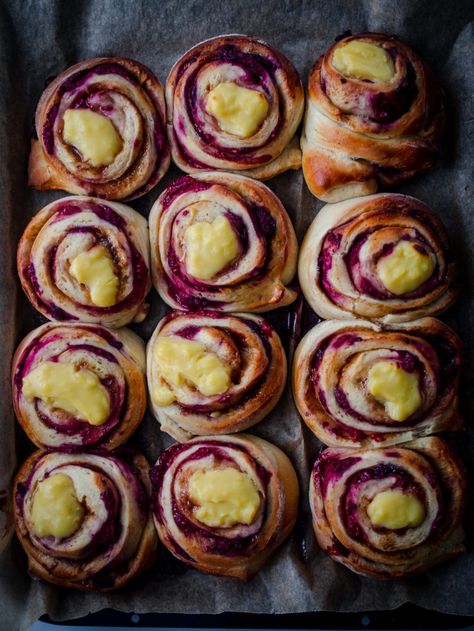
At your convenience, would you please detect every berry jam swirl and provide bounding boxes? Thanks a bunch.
[12,323,146,450]
[293,318,461,448]
[302,32,445,202]
[299,194,457,323]
[166,35,304,178]
[150,173,298,313]
[150,434,299,579]
[13,449,157,591]
[28,57,170,200]
[310,438,466,578]
[17,196,151,328]
[146,311,287,442]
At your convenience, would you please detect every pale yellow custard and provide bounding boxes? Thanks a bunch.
[30,473,85,538]
[189,467,261,527]
[206,82,269,137]
[153,336,231,406]
[332,40,394,82]
[367,361,421,422]
[367,490,425,529]
[377,241,435,295]
[70,245,119,307]
[22,361,110,425]
[184,215,240,280]
[63,109,123,167]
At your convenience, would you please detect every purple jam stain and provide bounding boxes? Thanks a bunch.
[315,454,362,496]
[225,211,249,253]
[160,175,212,212]
[331,333,362,349]
[253,204,277,239]
[27,264,77,321]
[368,61,418,124]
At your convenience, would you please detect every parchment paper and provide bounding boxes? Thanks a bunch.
[0,1,473,629]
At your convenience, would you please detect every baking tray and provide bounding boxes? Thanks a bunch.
[1,0,473,629]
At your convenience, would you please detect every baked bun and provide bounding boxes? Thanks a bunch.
[166,35,304,179]
[302,33,444,202]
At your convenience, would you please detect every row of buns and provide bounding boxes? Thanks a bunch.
[29,33,444,203]
[17,185,457,325]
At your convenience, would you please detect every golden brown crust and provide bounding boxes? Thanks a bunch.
[146,311,287,441]
[310,437,466,578]
[150,172,298,313]
[298,193,457,323]
[17,196,151,328]
[166,35,304,178]
[12,322,147,450]
[13,449,157,591]
[29,57,170,200]
[302,33,444,202]
[150,433,299,579]
[293,318,462,448]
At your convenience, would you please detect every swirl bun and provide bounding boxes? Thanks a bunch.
[299,194,456,323]
[28,57,169,200]
[150,172,297,312]
[147,311,287,441]
[12,323,146,450]
[166,35,304,179]
[302,33,444,202]
[13,449,157,590]
[310,437,466,578]
[18,196,151,328]
[293,318,461,448]
[150,434,299,579]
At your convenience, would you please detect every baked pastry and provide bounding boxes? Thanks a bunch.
[13,449,157,590]
[299,194,456,323]
[147,310,286,441]
[301,32,445,202]
[310,437,466,578]
[12,322,146,450]
[150,433,299,579]
[149,172,298,312]
[166,35,304,179]
[18,196,151,328]
[293,318,461,448]
[28,57,169,200]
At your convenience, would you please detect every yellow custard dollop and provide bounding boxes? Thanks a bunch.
[184,215,240,280]
[189,467,261,527]
[70,244,119,307]
[206,82,269,137]
[367,361,421,422]
[63,108,123,167]
[377,241,435,295]
[332,40,394,82]
[367,490,425,530]
[31,473,85,538]
[22,361,110,425]
[153,336,231,406]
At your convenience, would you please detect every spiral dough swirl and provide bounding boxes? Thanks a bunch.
[166,35,304,179]
[18,196,151,328]
[299,194,457,323]
[147,311,287,441]
[150,172,298,313]
[28,57,170,200]
[150,434,299,579]
[12,323,146,450]
[293,318,461,448]
[14,449,157,590]
[310,437,466,578]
